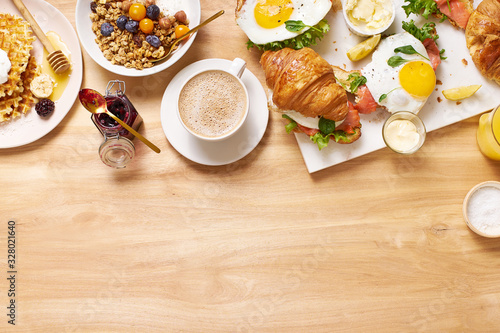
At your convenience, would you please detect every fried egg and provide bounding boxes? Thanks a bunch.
[361,32,436,114]
[236,0,332,45]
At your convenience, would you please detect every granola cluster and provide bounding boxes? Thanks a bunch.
[89,0,186,70]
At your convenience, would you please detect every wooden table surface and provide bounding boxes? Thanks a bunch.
[2,0,500,331]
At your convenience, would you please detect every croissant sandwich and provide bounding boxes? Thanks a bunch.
[465,0,500,85]
[260,47,361,150]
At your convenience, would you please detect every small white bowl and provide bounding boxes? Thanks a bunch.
[463,181,500,238]
[342,0,395,37]
[382,111,426,154]
[75,0,200,77]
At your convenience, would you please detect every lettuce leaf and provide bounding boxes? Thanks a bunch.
[246,20,330,51]
[282,114,298,133]
[402,0,442,19]
[402,20,437,42]
[282,115,354,150]
[311,132,330,150]
[310,130,352,150]
[402,20,446,59]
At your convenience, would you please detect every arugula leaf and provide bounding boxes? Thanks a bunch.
[394,45,430,61]
[347,73,367,93]
[285,20,322,33]
[439,48,447,60]
[387,56,409,67]
[378,88,399,102]
[285,20,308,32]
[318,117,336,135]
[246,20,330,51]
[402,0,441,19]
[282,114,298,134]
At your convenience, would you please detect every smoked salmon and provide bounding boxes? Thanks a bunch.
[353,85,378,114]
[434,0,472,29]
[336,101,361,134]
[423,38,442,70]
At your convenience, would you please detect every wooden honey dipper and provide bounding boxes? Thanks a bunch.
[12,0,71,74]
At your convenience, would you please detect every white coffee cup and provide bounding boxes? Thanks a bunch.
[177,58,249,141]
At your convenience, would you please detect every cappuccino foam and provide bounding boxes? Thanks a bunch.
[179,70,247,138]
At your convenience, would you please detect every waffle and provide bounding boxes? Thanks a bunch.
[0,13,36,98]
[0,56,39,121]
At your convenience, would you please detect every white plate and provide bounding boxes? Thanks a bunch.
[0,0,83,149]
[161,59,269,166]
[296,0,500,173]
[75,0,200,77]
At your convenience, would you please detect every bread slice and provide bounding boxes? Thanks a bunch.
[331,65,361,94]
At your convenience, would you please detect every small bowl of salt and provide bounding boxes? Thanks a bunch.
[463,181,500,238]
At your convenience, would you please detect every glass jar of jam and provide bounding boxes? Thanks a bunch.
[91,80,143,168]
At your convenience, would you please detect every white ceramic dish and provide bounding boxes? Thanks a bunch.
[341,0,395,37]
[463,181,500,238]
[0,0,83,149]
[160,59,269,166]
[75,0,201,77]
[297,0,500,173]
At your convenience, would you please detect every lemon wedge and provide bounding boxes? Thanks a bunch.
[442,85,482,101]
[346,34,381,61]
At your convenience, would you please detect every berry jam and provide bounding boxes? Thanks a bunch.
[92,95,143,140]
[98,97,129,127]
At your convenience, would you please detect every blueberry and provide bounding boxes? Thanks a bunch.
[116,15,128,30]
[125,20,139,33]
[146,5,160,20]
[100,22,114,37]
[146,35,161,48]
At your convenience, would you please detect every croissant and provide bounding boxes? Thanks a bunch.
[465,0,500,85]
[260,48,349,122]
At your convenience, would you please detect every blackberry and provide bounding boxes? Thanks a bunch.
[146,35,161,48]
[146,5,160,20]
[125,20,139,33]
[35,99,55,117]
[116,15,128,30]
[100,22,114,37]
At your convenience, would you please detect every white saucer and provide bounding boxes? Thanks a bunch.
[160,59,269,166]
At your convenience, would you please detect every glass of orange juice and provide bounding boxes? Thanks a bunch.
[477,104,500,160]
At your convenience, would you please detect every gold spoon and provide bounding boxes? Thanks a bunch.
[12,0,71,74]
[151,10,225,63]
[78,89,161,154]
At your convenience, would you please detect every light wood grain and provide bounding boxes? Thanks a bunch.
[1,0,500,332]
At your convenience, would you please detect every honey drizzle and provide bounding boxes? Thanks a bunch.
[41,31,72,101]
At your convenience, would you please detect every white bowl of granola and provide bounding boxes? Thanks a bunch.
[75,0,200,77]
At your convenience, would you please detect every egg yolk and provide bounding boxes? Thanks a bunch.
[399,61,436,98]
[254,0,294,29]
